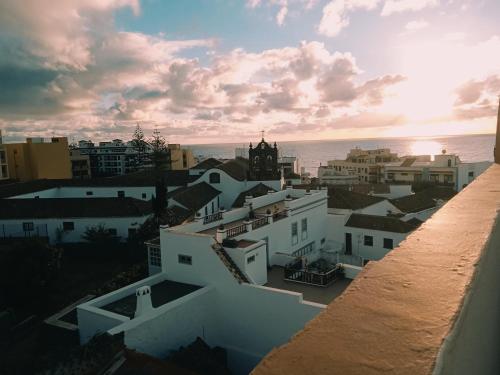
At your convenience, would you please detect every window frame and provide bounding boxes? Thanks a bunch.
[301,218,308,240]
[149,247,161,267]
[247,255,256,264]
[63,221,75,231]
[178,254,192,265]
[364,235,373,247]
[291,222,298,245]
[383,238,394,249]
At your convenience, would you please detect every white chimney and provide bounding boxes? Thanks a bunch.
[134,286,153,318]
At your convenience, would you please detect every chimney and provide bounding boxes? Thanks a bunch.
[495,96,500,164]
[134,286,153,318]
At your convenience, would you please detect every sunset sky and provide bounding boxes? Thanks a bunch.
[0,0,499,144]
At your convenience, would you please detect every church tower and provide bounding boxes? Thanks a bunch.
[248,135,280,180]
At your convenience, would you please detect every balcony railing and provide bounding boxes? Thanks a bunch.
[272,210,288,222]
[203,211,222,224]
[226,223,247,238]
[284,258,342,287]
[252,216,269,230]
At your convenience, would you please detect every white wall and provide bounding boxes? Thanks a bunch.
[9,186,155,200]
[226,241,267,285]
[456,162,491,191]
[0,215,150,244]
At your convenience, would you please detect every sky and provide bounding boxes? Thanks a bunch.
[0,0,499,144]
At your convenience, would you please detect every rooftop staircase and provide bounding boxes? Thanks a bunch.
[212,243,249,284]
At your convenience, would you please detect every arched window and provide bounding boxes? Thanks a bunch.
[209,172,220,184]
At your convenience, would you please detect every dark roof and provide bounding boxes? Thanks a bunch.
[284,172,301,179]
[336,184,392,195]
[406,217,423,227]
[0,198,152,219]
[102,280,201,319]
[0,170,198,199]
[390,187,456,213]
[345,213,419,233]
[169,205,192,222]
[170,182,221,212]
[232,183,276,208]
[328,187,386,210]
[192,158,222,170]
[216,157,249,181]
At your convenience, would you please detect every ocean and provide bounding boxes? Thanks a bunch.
[188,133,496,176]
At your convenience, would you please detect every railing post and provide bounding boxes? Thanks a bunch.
[216,225,227,242]
[244,219,253,233]
[266,210,273,224]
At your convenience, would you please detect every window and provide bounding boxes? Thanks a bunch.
[211,201,214,214]
[108,228,117,236]
[448,159,452,167]
[86,191,93,196]
[383,238,394,249]
[247,255,256,264]
[63,222,74,231]
[23,222,34,231]
[142,193,147,199]
[117,190,125,198]
[364,235,373,246]
[468,171,474,178]
[149,247,161,267]
[205,206,208,216]
[301,218,308,240]
[178,254,192,265]
[291,222,298,245]
[209,172,220,184]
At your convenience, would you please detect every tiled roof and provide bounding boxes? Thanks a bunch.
[232,183,275,208]
[192,158,222,170]
[216,157,249,181]
[400,158,417,167]
[334,184,392,195]
[328,187,386,210]
[390,186,456,213]
[0,198,152,219]
[345,213,419,233]
[0,170,197,198]
[170,182,221,212]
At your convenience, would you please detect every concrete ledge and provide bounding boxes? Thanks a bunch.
[252,164,500,375]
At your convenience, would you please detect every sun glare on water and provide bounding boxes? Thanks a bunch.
[409,140,443,158]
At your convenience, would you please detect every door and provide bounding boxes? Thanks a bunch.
[345,233,352,255]
[261,236,270,267]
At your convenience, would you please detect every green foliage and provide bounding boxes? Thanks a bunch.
[149,128,170,171]
[0,240,63,309]
[82,224,119,247]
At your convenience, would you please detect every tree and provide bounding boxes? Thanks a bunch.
[0,240,63,309]
[131,123,146,169]
[82,224,119,247]
[149,128,170,171]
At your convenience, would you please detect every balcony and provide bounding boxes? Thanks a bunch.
[252,164,500,375]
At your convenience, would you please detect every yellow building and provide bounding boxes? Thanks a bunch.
[4,137,72,181]
[168,144,195,170]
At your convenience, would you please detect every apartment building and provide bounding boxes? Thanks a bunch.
[0,130,8,180]
[3,137,72,181]
[383,152,491,191]
[319,148,400,185]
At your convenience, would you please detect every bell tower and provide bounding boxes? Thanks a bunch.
[248,134,280,180]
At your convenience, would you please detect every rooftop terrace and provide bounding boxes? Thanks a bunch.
[101,280,201,318]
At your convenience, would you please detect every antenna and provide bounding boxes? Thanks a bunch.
[260,130,265,140]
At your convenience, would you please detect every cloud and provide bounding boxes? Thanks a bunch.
[318,0,380,37]
[453,75,500,120]
[405,19,429,31]
[276,5,288,25]
[381,0,438,16]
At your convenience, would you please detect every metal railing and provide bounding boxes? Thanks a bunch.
[203,211,223,224]
[284,258,343,287]
[272,210,288,222]
[252,216,269,230]
[0,224,49,239]
[226,223,248,238]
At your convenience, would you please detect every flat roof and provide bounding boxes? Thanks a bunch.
[101,280,201,318]
[266,266,351,305]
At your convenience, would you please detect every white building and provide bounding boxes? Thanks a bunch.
[0,197,152,243]
[383,151,491,191]
[77,187,359,374]
[319,147,400,185]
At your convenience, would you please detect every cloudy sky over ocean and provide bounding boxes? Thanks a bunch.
[0,0,499,143]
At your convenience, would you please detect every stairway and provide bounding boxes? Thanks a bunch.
[212,243,249,284]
